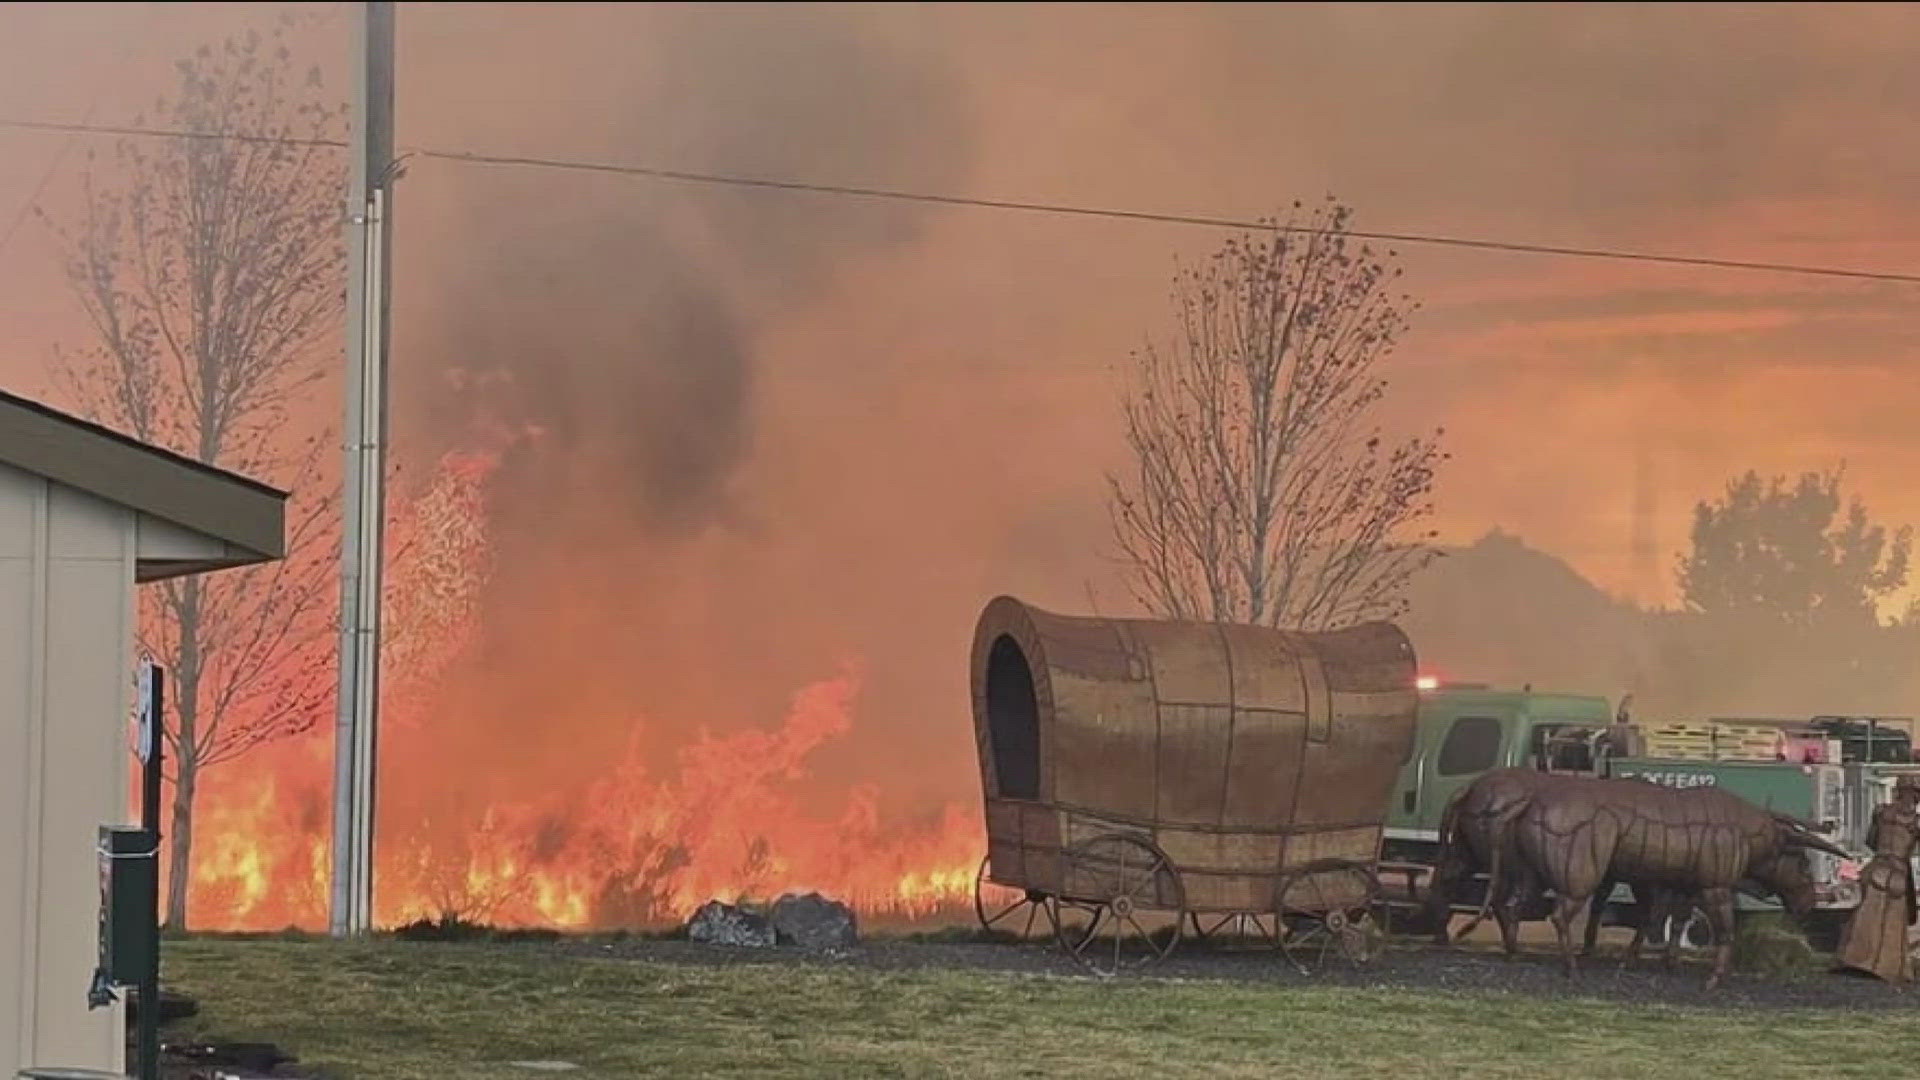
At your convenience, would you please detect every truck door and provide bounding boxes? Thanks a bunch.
[1418,707,1514,826]
[1386,703,1427,834]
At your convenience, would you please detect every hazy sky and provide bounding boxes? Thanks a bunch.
[4,2,1918,813]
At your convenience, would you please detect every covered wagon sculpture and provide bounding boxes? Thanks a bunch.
[969,596,1419,975]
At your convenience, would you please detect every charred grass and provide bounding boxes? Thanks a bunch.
[163,936,1916,1080]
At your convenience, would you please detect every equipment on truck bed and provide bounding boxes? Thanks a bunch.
[1635,716,1913,765]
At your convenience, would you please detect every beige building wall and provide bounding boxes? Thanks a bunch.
[0,456,269,1074]
[0,390,284,1075]
[1,462,137,1074]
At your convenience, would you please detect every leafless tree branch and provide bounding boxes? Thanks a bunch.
[41,16,346,928]
[1107,197,1446,630]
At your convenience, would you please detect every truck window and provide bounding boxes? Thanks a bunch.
[1438,715,1502,776]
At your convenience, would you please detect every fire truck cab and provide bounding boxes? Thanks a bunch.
[1381,682,1613,859]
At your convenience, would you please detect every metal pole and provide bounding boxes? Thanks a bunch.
[136,665,163,1080]
[331,0,394,938]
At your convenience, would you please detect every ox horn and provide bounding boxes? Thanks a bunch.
[1770,809,1830,837]
[1789,832,1852,859]
[1773,814,1851,858]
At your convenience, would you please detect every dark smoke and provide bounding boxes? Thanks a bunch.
[432,222,753,536]
[389,4,976,760]
[403,4,972,539]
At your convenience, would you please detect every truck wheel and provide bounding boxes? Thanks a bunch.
[1644,906,1716,952]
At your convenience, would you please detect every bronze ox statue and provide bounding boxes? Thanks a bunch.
[1425,769,1700,963]
[1511,776,1849,988]
[1423,768,1557,953]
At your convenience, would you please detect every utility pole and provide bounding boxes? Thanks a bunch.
[331,0,395,938]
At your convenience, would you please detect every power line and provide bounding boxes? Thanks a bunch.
[416,146,1920,284]
[5,114,1920,285]
[0,8,161,260]
[0,134,82,257]
[0,117,347,151]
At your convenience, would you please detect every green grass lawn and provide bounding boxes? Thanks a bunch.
[164,938,1916,1080]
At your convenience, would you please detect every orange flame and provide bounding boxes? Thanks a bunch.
[170,443,983,931]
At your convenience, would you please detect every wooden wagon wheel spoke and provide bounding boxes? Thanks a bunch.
[1275,859,1384,975]
[1054,832,1185,977]
[1114,845,1171,908]
[1317,921,1340,968]
[974,855,1056,943]
[1065,920,1100,960]
[1054,900,1104,952]
[997,899,1048,946]
[1060,903,1109,960]
[1280,920,1332,975]
[980,897,1027,929]
[1297,873,1333,917]
[1289,922,1330,946]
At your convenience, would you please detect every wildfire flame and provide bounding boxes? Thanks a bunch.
[171,441,983,931]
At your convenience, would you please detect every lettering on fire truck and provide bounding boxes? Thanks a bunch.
[1619,770,1717,789]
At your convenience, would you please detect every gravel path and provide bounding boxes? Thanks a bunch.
[554,934,1914,1012]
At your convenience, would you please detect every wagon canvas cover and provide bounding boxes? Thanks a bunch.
[971,596,1419,913]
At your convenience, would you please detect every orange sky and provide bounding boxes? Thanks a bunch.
[5,2,1919,821]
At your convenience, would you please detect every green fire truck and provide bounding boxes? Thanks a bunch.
[1378,683,1919,948]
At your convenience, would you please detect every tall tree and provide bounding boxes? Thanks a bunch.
[1107,198,1445,629]
[1678,466,1911,630]
[43,20,345,928]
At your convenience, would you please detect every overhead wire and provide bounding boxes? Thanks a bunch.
[0,7,162,261]
[410,146,1920,285]
[2,115,1918,285]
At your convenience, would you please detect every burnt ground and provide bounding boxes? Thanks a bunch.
[550,932,1914,1012]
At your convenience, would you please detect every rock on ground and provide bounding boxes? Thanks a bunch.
[686,900,777,947]
[770,892,859,951]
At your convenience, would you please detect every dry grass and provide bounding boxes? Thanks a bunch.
[164,937,1917,1080]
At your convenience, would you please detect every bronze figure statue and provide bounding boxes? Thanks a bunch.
[1834,773,1920,984]
[1512,777,1848,988]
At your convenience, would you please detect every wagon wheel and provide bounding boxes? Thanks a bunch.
[1052,832,1185,977]
[973,855,1056,942]
[1187,911,1283,951]
[1274,859,1384,975]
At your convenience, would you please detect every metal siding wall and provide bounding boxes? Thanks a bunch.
[13,481,132,1072]
[0,464,44,1072]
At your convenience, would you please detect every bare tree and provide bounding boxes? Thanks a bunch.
[42,20,345,928]
[1107,198,1445,630]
